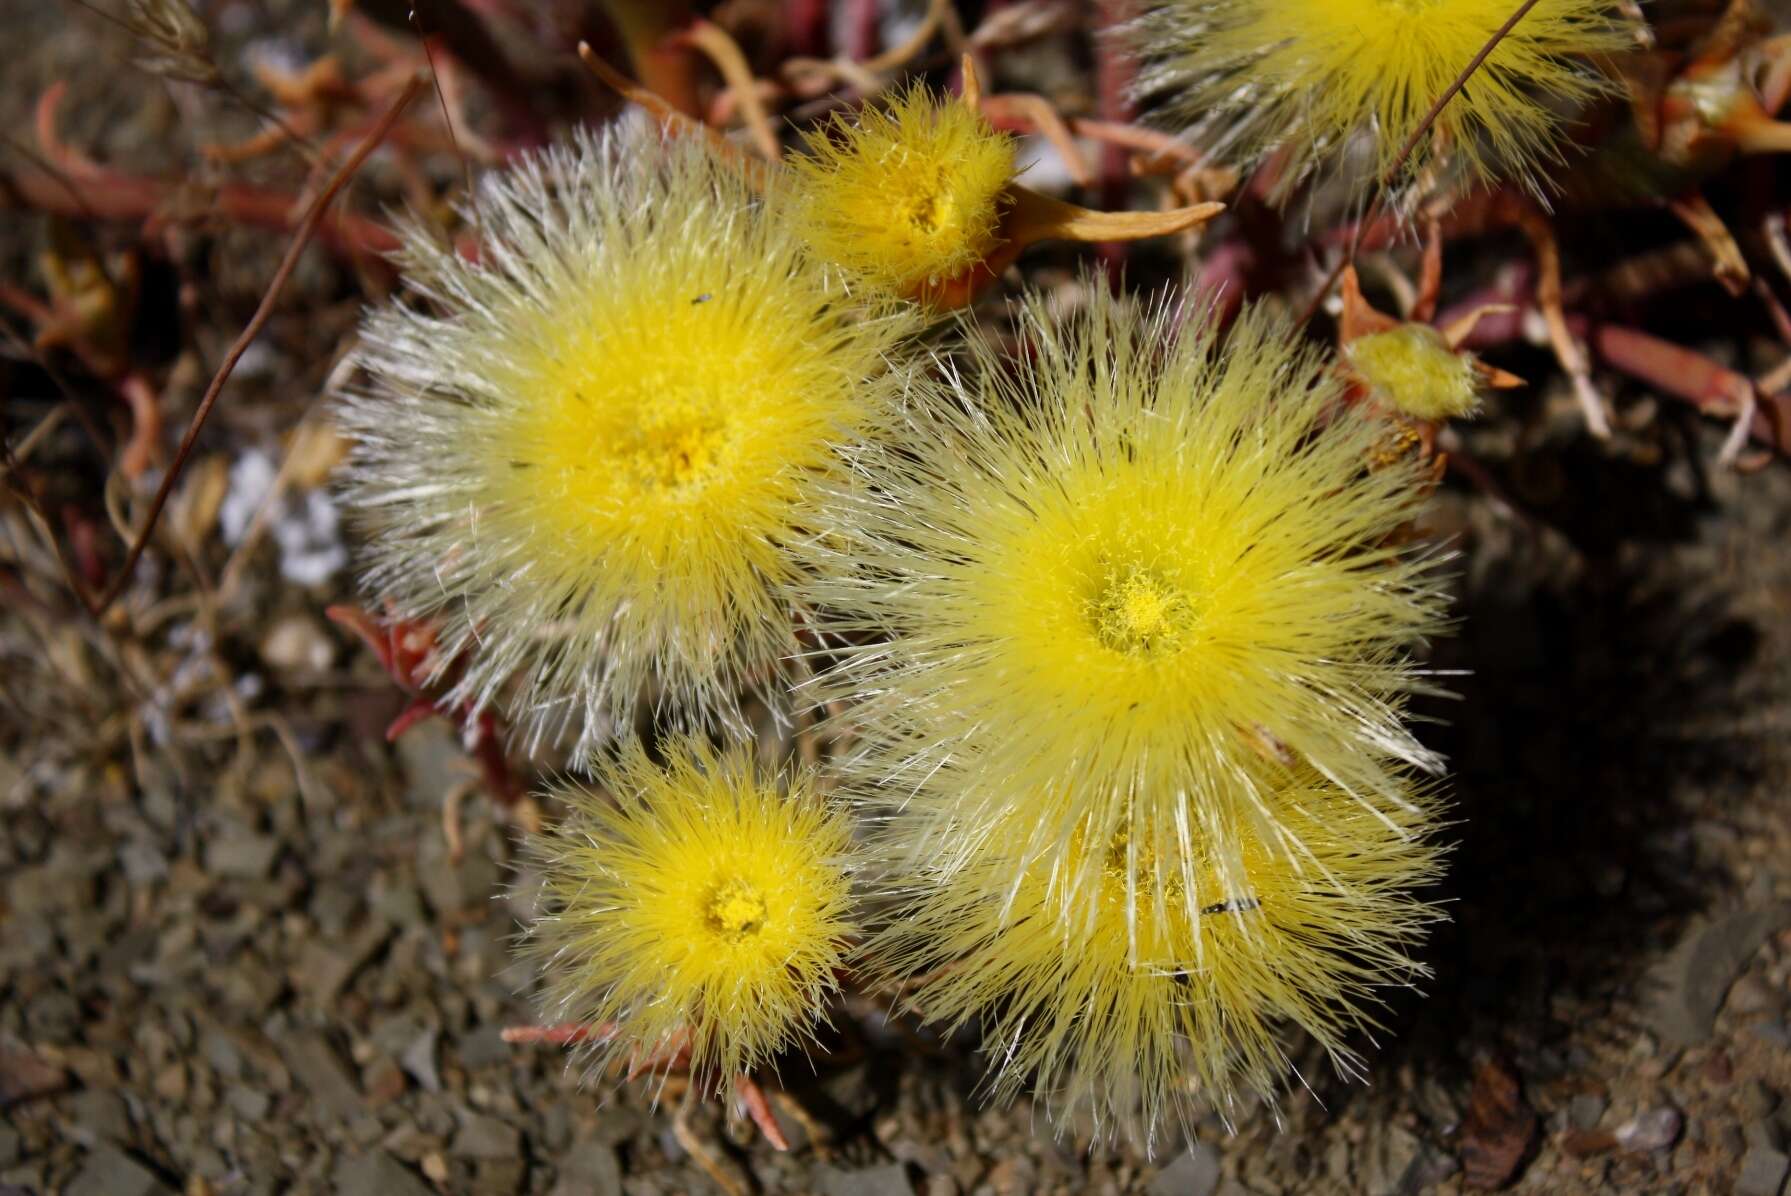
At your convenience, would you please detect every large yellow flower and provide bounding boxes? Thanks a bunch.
[1128,0,1626,199]
[875,768,1445,1137]
[803,289,1448,908]
[523,737,858,1089]
[336,127,914,752]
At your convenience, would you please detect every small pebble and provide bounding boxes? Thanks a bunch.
[1755,1022,1791,1049]
[259,613,335,673]
[64,1147,171,1196]
[547,1140,621,1196]
[451,1113,521,1160]
[1569,1092,1608,1131]
[1742,1082,1783,1121]
[814,1163,913,1196]
[1615,1107,1683,1154]
[1147,1145,1221,1196]
[203,831,280,881]
[334,1150,435,1196]
[400,1027,442,1094]
[1730,976,1783,1017]
[1747,1121,1785,1153]
[457,1025,512,1071]
[1738,1146,1791,1196]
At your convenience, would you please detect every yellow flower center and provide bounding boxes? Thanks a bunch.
[1090,564,1194,656]
[901,184,952,236]
[705,877,768,939]
[1101,825,1158,889]
[623,413,727,491]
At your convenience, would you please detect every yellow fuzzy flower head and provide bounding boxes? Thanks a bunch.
[523,737,857,1089]
[1348,324,1485,421]
[877,770,1445,1137]
[1129,0,1626,198]
[336,127,914,752]
[787,83,1017,295]
[803,289,1447,908]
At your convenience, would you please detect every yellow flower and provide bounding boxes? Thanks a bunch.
[336,127,915,752]
[876,768,1446,1137]
[802,288,1447,908]
[1129,0,1626,198]
[1347,324,1484,421]
[523,736,858,1089]
[786,82,1017,295]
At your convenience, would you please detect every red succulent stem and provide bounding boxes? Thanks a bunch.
[1093,0,1137,285]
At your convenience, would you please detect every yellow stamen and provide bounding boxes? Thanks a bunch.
[706,877,768,938]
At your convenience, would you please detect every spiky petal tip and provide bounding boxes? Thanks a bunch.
[1128,0,1627,200]
[875,767,1447,1139]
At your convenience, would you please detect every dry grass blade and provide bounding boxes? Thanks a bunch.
[678,19,783,162]
[125,0,219,86]
[576,43,772,189]
[863,0,950,73]
[1006,186,1224,245]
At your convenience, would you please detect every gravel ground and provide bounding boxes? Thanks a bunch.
[5,420,1789,1196]
[6,3,1791,1194]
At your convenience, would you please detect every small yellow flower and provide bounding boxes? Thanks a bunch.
[787,82,1018,295]
[876,769,1445,1137]
[803,287,1447,909]
[336,127,915,752]
[1347,324,1484,421]
[1336,261,1522,431]
[1130,0,1626,198]
[524,736,858,1089]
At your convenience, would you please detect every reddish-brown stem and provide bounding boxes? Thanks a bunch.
[1093,0,1136,284]
[0,281,55,326]
[1067,117,1202,170]
[34,83,104,179]
[576,43,772,190]
[385,698,441,742]
[737,1076,791,1151]
[1590,323,1789,454]
[1393,0,1545,190]
[3,158,401,259]
[980,94,1093,186]
[325,603,401,678]
[501,1022,619,1046]
[469,710,522,806]
[115,373,162,480]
